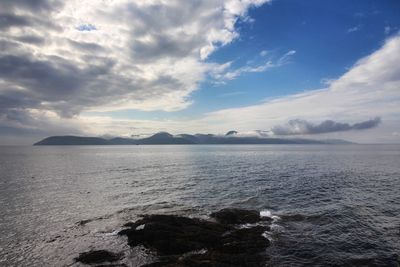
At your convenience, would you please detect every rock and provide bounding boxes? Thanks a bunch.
[75,250,122,264]
[210,208,262,224]
[118,209,271,266]
[118,214,230,255]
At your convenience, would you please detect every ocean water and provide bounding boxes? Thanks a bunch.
[0,145,399,266]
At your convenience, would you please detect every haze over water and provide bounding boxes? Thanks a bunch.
[1,145,399,266]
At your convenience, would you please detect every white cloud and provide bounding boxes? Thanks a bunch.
[0,0,278,143]
[347,25,361,33]
[2,1,400,144]
[198,35,400,142]
[0,0,271,117]
[4,35,400,144]
[210,49,296,84]
[8,34,399,145]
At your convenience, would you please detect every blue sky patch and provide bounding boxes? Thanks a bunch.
[76,24,97,31]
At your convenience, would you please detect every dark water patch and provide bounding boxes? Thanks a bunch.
[269,205,400,266]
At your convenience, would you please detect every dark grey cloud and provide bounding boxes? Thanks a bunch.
[67,39,105,53]
[0,0,63,32]
[0,53,119,120]
[0,13,31,29]
[271,117,381,135]
[0,0,204,122]
[0,13,61,30]
[0,55,86,97]
[0,0,62,13]
[0,55,113,98]
[16,35,46,45]
[0,108,83,145]
[130,33,201,62]
[352,118,382,130]
[124,1,221,62]
[0,89,39,110]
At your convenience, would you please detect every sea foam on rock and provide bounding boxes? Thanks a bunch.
[118,209,271,266]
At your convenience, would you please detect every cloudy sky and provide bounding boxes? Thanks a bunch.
[1,0,400,144]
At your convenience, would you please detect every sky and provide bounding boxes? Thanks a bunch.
[0,0,400,144]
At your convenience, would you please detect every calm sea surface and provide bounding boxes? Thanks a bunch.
[0,145,399,266]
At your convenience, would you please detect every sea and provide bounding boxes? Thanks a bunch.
[0,145,399,266]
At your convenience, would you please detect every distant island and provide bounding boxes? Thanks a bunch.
[34,131,354,145]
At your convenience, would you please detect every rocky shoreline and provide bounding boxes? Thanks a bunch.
[75,209,272,266]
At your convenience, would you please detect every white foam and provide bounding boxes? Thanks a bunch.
[260,210,272,218]
[271,215,281,222]
[260,210,284,241]
[104,230,120,236]
[238,223,258,229]
[135,224,145,230]
[261,210,281,221]
[262,231,272,242]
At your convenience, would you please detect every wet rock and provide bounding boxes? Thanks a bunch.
[75,250,122,264]
[210,208,263,224]
[118,214,230,255]
[118,209,271,267]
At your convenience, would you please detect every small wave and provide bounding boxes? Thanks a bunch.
[262,231,272,242]
[100,230,120,236]
[279,213,307,222]
[135,224,145,230]
[260,210,283,242]
[260,210,272,218]
[237,223,261,229]
[260,209,281,222]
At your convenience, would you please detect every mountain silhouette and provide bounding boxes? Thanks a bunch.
[34,132,354,145]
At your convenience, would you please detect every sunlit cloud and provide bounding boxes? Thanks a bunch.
[0,0,271,117]
[1,1,400,144]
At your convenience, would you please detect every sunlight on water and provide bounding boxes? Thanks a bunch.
[0,145,399,266]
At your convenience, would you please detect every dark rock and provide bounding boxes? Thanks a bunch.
[75,250,122,264]
[210,208,262,224]
[118,214,230,255]
[123,221,136,227]
[118,209,271,267]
